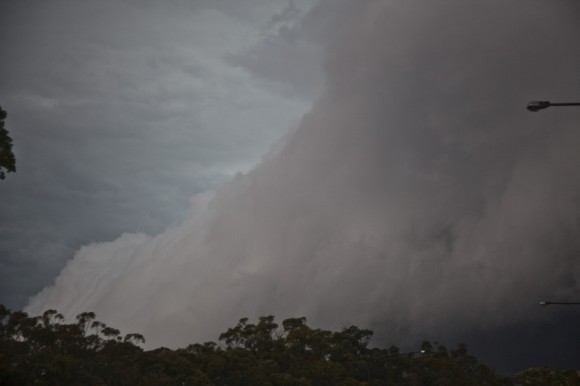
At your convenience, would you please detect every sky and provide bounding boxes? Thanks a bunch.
[2,0,580,374]
[0,0,321,307]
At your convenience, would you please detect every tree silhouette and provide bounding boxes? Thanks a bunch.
[0,106,16,180]
[0,304,570,385]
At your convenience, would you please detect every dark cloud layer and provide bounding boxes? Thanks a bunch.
[5,0,580,374]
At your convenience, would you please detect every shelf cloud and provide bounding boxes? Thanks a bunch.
[26,0,580,351]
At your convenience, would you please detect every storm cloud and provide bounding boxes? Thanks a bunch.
[1,0,319,308]
[17,0,580,370]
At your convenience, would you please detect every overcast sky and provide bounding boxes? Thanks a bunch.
[0,0,321,307]
[3,0,580,374]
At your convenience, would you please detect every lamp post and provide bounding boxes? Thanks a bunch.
[526,101,580,112]
[539,301,580,306]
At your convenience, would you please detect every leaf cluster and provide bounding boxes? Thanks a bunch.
[0,106,16,180]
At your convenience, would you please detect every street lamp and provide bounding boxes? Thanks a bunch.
[539,301,580,306]
[526,100,580,112]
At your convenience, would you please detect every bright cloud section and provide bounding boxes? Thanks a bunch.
[4,0,580,372]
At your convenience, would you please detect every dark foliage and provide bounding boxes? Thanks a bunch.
[0,106,16,180]
[0,304,576,385]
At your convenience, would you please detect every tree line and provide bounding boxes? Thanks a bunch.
[0,304,578,385]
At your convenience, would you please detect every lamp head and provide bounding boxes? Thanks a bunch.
[527,101,551,112]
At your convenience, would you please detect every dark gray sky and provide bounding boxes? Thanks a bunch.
[3,0,580,374]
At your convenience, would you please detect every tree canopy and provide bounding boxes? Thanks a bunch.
[0,106,16,180]
[1,304,577,385]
